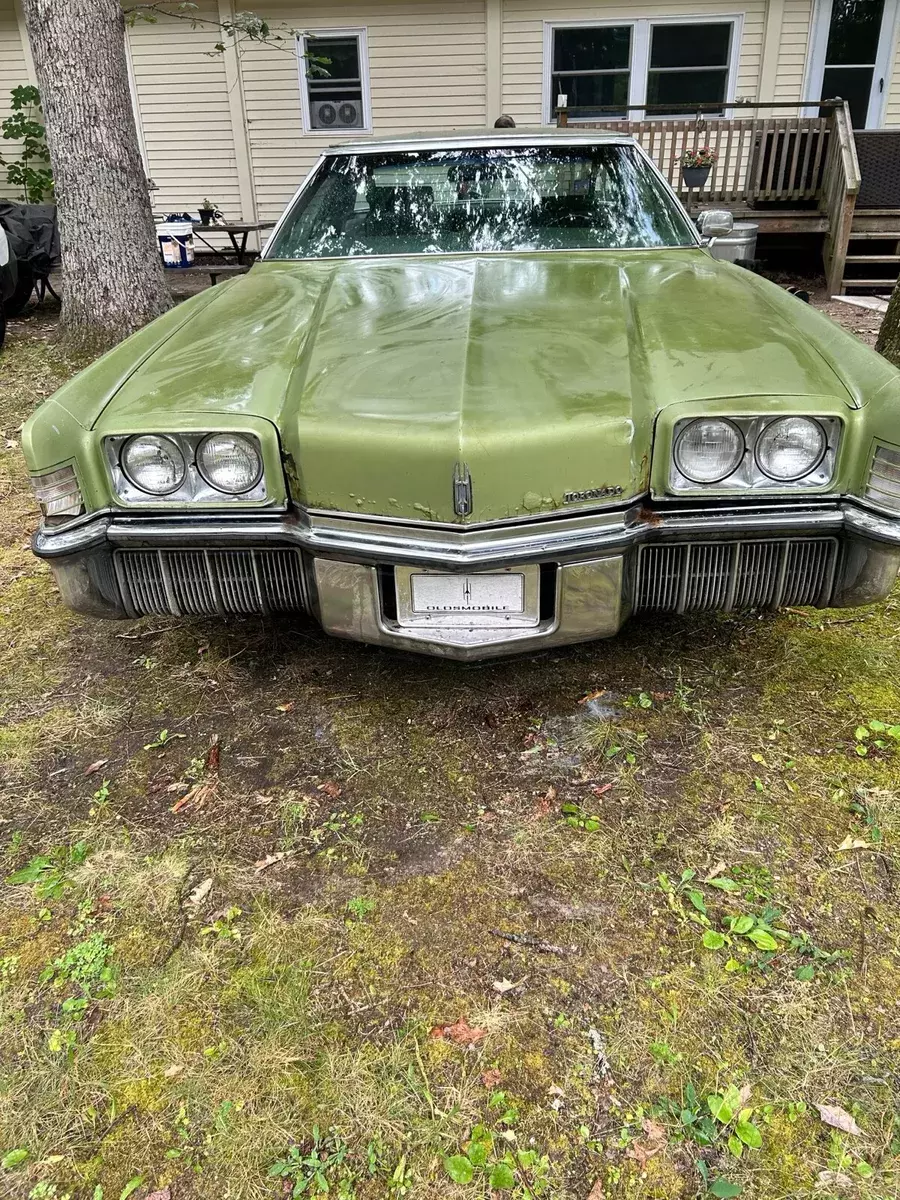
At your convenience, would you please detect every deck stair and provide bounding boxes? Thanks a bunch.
[841,213,900,292]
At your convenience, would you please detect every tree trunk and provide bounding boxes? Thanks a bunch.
[21,0,171,352]
[875,280,900,367]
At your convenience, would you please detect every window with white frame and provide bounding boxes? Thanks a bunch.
[300,30,371,132]
[547,18,740,120]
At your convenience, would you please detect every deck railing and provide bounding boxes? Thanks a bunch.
[556,101,859,291]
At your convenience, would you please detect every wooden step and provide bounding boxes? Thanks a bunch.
[841,277,897,288]
[844,254,900,263]
[848,230,900,239]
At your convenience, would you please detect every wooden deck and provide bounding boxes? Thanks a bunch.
[557,101,874,294]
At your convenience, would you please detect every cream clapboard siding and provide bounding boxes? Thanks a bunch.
[0,0,32,196]
[125,1,244,221]
[501,0,767,124]
[885,19,900,126]
[773,0,812,103]
[240,1,487,220]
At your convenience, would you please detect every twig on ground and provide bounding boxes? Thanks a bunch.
[490,929,578,955]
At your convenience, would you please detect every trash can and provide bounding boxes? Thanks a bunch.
[156,220,195,268]
[708,221,758,264]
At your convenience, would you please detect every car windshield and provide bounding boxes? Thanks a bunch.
[265,143,696,259]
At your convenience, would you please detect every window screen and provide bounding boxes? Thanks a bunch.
[646,23,732,114]
[305,34,366,130]
[552,26,632,117]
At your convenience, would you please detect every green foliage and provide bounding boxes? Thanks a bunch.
[443,1122,549,1195]
[346,895,376,921]
[0,85,52,202]
[852,718,900,757]
[143,728,186,750]
[1,1148,29,1169]
[5,840,88,900]
[561,801,601,832]
[40,932,115,994]
[268,1127,350,1197]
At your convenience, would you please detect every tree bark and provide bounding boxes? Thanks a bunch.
[875,281,900,368]
[21,0,171,352]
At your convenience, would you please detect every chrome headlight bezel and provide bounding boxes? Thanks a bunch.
[105,432,268,505]
[669,416,840,494]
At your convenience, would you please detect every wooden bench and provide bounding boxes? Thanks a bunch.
[169,263,250,286]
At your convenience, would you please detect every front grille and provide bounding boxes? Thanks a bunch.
[634,539,838,614]
[115,549,307,617]
[866,443,900,513]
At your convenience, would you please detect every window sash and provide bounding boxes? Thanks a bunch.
[299,28,372,134]
[545,16,741,121]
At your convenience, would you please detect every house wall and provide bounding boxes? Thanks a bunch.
[125,1,244,222]
[501,0,768,123]
[0,0,32,194]
[0,0,900,221]
[239,1,488,221]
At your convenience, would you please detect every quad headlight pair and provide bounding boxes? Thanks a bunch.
[106,432,266,504]
[671,416,839,492]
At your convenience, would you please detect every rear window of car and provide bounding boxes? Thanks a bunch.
[265,143,697,259]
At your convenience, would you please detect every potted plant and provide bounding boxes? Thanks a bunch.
[197,198,222,225]
[681,147,717,189]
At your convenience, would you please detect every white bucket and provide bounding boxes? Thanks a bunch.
[156,220,195,269]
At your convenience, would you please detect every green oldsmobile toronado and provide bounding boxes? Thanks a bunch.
[21,130,900,659]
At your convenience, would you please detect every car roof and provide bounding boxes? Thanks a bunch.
[325,127,633,155]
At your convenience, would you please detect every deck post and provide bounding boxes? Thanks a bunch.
[822,102,861,295]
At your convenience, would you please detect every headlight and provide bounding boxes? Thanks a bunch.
[755,417,826,481]
[121,434,186,495]
[674,418,744,483]
[196,433,263,494]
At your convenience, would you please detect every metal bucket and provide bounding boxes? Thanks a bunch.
[709,222,758,263]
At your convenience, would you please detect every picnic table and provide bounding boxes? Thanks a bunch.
[190,220,276,264]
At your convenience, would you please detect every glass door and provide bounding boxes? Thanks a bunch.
[808,0,899,128]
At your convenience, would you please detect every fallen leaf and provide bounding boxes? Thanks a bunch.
[166,780,189,793]
[591,783,614,798]
[492,978,518,994]
[429,1018,487,1046]
[835,835,870,852]
[185,877,213,909]
[815,1104,862,1135]
[578,689,607,705]
[707,860,728,879]
[146,1189,171,1200]
[318,779,342,799]
[815,1169,854,1189]
[163,1064,185,1078]
[84,759,108,775]
[586,1182,605,1200]
[481,1068,502,1087]
[625,1118,667,1167]
[254,851,293,873]
[276,701,295,713]
[548,1085,565,1097]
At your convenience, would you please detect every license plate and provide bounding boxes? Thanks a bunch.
[395,565,540,628]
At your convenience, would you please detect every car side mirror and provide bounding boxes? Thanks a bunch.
[697,209,734,239]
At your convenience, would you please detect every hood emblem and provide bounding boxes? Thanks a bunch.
[453,462,472,516]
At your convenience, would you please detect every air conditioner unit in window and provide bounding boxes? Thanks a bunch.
[311,99,363,129]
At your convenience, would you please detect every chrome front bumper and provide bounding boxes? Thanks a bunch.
[32,499,900,660]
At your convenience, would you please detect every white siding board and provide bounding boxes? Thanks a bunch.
[503,0,766,124]
[240,1,487,220]
[126,0,244,221]
[0,0,32,196]
[774,0,813,103]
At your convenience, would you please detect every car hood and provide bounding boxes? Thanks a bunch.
[97,251,857,523]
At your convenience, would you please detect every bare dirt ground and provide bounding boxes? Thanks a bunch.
[0,282,899,1200]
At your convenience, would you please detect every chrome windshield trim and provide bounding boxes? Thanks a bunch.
[33,498,900,566]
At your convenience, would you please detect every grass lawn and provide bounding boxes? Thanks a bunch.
[0,305,898,1200]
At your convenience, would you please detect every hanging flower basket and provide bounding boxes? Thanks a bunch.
[681,147,717,189]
